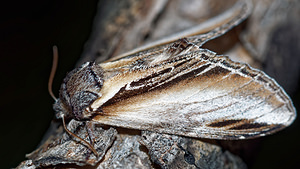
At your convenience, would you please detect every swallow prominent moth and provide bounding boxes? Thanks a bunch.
[53,0,296,151]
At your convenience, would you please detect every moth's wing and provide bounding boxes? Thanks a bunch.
[187,0,252,47]
[106,0,252,62]
[92,49,296,140]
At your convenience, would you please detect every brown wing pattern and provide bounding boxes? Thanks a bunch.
[92,46,296,139]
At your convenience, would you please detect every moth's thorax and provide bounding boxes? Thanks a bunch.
[55,62,104,120]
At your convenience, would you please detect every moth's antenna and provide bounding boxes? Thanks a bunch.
[48,46,58,101]
[61,115,99,157]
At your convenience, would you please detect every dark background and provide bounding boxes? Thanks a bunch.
[0,1,98,168]
[0,1,299,168]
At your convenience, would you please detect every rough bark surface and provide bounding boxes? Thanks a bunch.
[16,0,299,168]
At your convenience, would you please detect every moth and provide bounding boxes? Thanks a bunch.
[52,0,296,156]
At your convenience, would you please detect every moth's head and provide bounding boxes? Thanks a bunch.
[53,62,104,121]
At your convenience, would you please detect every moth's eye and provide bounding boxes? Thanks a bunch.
[71,91,99,120]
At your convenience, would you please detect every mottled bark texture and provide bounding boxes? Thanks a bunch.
[17,0,299,168]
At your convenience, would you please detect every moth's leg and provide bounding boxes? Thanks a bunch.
[81,121,100,158]
[86,121,97,146]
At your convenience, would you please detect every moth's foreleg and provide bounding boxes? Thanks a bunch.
[86,121,97,147]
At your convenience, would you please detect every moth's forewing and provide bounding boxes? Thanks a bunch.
[91,47,296,140]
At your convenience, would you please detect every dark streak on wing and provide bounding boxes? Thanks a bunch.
[200,54,209,60]
[230,122,269,130]
[240,67,257,78]
[204,85,275,129]
[220,59,242,70]
[207,117,284,135]
[257,76,268,84]
[172,57,193,69]
[102,62,213,106]
[221,125,283,139]
[130,67,173,87]
[103,62,233,107]
[229,124,285,139]
[207,118,285,138]
[201,66,231,77]
[208,119,243,127]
